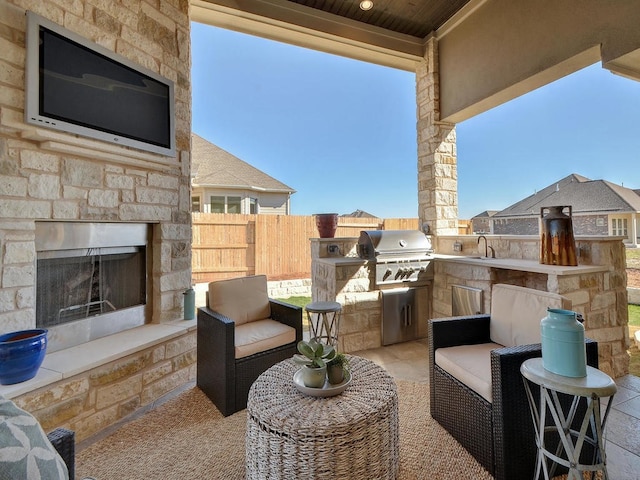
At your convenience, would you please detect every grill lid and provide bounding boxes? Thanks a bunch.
[357,230,433,260]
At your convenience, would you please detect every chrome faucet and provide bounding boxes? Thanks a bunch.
[477,235,487,258]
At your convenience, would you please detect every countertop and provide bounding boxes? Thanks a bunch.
[432,254,608,275]
[314,254,609,275]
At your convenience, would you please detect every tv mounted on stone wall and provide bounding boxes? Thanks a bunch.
[24,11,176,157]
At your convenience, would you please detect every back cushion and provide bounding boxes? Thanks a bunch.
[489,284,571,347]
[208,275,271,325]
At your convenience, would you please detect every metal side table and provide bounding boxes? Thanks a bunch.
[520,358,617,480]
[305,301,341,346]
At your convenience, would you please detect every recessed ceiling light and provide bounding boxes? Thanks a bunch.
[360,1,374,11]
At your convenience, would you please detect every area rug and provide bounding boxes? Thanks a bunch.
[76,381,493,479]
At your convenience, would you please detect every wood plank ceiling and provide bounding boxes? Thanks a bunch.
[286,0,473,38]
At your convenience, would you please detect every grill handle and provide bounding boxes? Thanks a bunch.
[402,304,413,327]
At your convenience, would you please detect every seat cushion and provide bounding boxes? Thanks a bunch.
[208,275,271,326]
[0,394,69,480]
[235,319,296,359]
[489,284,570,347]
[435,342,503,402]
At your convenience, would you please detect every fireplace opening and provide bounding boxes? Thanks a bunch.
[36,247,146,328]
[35,222,150,352]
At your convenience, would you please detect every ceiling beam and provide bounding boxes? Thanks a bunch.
[191,0,424,71]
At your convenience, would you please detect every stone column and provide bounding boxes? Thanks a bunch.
[416,37,458,236]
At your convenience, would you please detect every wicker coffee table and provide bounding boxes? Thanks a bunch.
[246,356,399,480]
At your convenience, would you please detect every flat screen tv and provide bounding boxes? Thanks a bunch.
[25,11,176,157]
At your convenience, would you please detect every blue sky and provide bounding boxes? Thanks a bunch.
[191,22,640,220]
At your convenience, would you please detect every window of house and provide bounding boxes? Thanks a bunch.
[210,196,225,213]
[249,197,258,214]
[191,196,201,212]
[611,218,628,236]
[209,195,243,213]
[227,196,241,214]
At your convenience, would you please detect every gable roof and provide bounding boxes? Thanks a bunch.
[494,174,640,218]
[191,134,295,193]
[342,209,379,218]
[472,210,498,219]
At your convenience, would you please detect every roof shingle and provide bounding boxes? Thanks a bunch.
[191,133,295,193]
[493,173,640,218]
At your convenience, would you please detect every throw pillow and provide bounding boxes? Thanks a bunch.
[0,394,69,480]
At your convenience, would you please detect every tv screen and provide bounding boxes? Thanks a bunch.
[25,11,176,157]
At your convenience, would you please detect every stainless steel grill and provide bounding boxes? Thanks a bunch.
[357,230,433,345]
[357,230,434,287]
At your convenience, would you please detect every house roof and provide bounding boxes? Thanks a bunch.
[472,210,498,219]
[494,173,640,218]
[191,133,295,193]
[342,209,379,218]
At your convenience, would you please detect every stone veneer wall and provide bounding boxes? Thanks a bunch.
[311,238,382,353]
[416,37,458,236]
[19,328,196,441]
[0,0,195,441]
[433,235,630,378]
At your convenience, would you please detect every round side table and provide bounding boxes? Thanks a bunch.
[305,301,341,346]
[246,356,399,480]
[520,357,617,480]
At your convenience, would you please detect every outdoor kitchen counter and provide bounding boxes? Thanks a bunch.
[433,254,609,275]
[314,256,367,265]
[314,255,609,276]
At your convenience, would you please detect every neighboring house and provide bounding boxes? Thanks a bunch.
[342,209,379,218]
[473,174,640,246]
[191,134,296,214]
[471,210,498,234]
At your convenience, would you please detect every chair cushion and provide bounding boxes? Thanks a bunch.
[489,284,570,347]
[235,319,296,359]
[208,275,271,326]
[435,342,503,402]
[0,394,69,480]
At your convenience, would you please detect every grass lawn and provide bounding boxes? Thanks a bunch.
[626,247,640,265]
[277,296,311,308]
[278,296,312,328]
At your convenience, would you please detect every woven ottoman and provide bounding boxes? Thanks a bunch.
[246,356,399,480]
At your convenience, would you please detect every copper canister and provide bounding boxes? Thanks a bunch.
[540,206,578,266]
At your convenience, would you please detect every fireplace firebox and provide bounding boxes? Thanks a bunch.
[35,222,150,352]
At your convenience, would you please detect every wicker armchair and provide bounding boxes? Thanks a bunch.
[428,285,599,480]
[48,428,75,480]
[197,275,302,416]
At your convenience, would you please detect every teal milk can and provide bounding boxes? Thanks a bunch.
[183,287,196,320]
[540,308,587,377]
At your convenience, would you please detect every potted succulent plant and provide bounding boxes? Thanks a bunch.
[326,352,349,385]
[293,338,335,388]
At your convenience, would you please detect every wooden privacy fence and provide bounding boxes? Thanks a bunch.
[191,213,419,283]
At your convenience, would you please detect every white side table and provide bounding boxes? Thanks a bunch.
[305,301,341,347]
[520,358,617,480]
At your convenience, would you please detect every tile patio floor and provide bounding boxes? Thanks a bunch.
[354,339,640,480]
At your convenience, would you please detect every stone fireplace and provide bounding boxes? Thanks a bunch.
[0,0,194,442]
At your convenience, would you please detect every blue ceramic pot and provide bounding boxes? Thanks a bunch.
[0,329,48,385]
